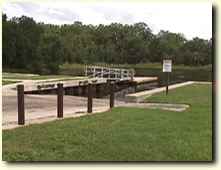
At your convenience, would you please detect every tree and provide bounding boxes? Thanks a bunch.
[39,33,64,74]
[3,15,43,70]
[2,13,212,74]
[180,37,211,65]
[150,31,186,63]
[2,14,17,68]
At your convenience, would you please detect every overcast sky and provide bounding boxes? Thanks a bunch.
[2,0,212,40]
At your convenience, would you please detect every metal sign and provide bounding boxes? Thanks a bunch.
[163,60,172,72]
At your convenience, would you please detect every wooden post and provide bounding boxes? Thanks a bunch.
[82,85,86,96]
[110,82,115,108]
[85,65,87,77]
[101,67,103,78]
[166,72,169,95]
[130,69,134,81]
[115,68,117,79]
[93,67,95,78]
[87,83,93,113]
[109,68,111,78]
[57,83,63,118]
[96,84,102,98]
[17,84,25,125]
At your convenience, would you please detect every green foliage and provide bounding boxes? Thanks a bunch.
[149,31,187,63]
[2,84,212,161]
[59,63,212,82]
[2,72,75,80]
[3,15,43,72]
[2,14,212,75]
[2,80,21,85]
[38,33,64,74]
[59,63,85,76]
[134,64,212,84]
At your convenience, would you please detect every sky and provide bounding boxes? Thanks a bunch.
[2,0,212,40]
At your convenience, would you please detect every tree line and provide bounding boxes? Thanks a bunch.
[2,14,212,74]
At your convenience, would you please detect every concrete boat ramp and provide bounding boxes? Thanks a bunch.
[2,94,190,130]
[2,77,197,130]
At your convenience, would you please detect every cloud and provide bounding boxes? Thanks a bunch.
[12,1,41,13]
[90,5,135,24]
[2,1,212,40]
[3,1,80,24]
[46,8,80,23]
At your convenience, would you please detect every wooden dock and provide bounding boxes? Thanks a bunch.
[133,77,158,84]
[16,76,158,92]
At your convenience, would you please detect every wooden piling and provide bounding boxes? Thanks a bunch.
[57,83,63,118]
[110,82,115,108]
[87,83,93,113]
[17,84,25,125]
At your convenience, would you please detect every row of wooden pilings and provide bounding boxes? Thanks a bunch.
[17,81,115,125]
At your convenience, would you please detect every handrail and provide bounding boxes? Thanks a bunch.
[85,65,135,80]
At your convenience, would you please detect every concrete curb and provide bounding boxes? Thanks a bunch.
[125,81,195,103]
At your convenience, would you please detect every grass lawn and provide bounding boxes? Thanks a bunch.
[2,80,21,85]
[2,84,212,161]
[2,72,81,80]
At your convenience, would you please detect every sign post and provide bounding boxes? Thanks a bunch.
[163,59,172,95]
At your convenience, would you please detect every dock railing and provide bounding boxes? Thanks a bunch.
[85,65,135,81]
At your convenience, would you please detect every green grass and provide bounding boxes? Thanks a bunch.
[146,84,212,104]
[2,80,21,85]
[2,84,212,161]
[3,72,83,80]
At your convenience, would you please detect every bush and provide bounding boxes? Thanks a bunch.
[134,65,212,85]
[59,63,85,76]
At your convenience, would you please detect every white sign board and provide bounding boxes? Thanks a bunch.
[163,60,172,72]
